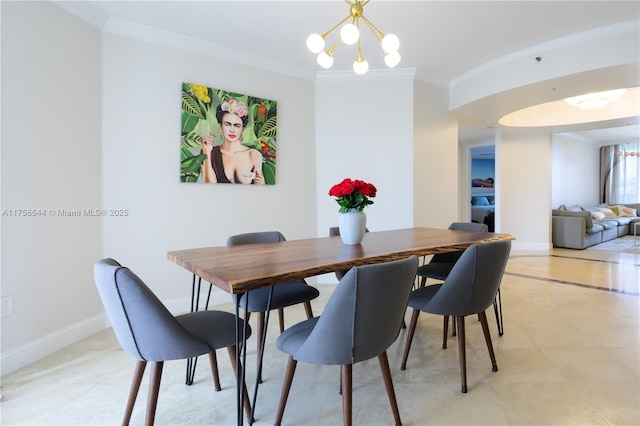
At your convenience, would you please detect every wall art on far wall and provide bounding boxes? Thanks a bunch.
[181,82,277,184]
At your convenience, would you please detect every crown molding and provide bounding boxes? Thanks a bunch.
[51,1,315,81]
[51,0,108,29]
[103,17,316,81]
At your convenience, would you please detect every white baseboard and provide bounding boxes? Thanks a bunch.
[511,241,551,251]
[0,294,231,378]
[1,313,106,376]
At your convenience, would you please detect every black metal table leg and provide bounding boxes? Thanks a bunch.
[236,294,249,426]
[185,275,213,385]
[493,287,504,336]
[183,275,270,426]
[248,286,273,425]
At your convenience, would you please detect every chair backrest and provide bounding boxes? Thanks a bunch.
[449,222,489,232]
[424,240,511,316]
[227,231,286,246]
[329,226,369,237]
[94,259,211,362]
[226,231,297,306]
[291,256,418,365]
[431,222,489,263]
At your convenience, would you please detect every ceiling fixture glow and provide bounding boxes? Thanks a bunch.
[306,0,400,75]
[499,87,639,128]
[564,89,626,111]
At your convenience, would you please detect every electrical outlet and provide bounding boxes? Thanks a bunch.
[1,296,13,317]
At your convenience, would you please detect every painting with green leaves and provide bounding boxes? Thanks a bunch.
[181,82,277,184]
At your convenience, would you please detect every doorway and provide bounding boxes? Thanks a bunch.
[470,145,495,230]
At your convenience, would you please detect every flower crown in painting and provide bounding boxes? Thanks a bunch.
[220,99,248,118]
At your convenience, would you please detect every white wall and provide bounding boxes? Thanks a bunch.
[551,133,600,207]
[101,33,317,307]
[1,1,103,373]
[413,80,459,228]
[314,71,415,236]
[499,131,553,250]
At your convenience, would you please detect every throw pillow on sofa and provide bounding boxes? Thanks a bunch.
[591,211,606,220]
[612,205,638,217]
[597,207,617,217]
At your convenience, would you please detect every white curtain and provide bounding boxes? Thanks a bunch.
[600,142,640,204]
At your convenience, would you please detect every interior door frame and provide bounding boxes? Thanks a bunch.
[460,142,496,224]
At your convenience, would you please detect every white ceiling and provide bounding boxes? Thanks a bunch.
[58,0,640,143]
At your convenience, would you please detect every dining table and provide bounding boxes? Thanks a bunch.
[167,227,514,425]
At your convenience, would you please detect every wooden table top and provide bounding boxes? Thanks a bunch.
[167,227,514,294]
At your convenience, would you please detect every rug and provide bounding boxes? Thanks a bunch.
[587,235,640,253]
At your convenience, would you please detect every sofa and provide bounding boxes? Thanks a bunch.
[552,203,640,249]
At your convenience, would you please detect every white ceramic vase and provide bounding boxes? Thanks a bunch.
[338,209,367,245]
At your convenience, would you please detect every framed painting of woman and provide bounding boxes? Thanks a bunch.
[180,82,277,185]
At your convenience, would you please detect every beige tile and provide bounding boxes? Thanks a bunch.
[492,381,611,425]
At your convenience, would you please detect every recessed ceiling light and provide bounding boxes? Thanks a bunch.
[499,87,639,127]
[564,89,626,111]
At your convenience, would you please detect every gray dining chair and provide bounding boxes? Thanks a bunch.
[274,255,418,426]
[416,222,504,341]
[416,222,489,286]
[93,258,252,425]
[227,231,320,378]
[401,240,511,393]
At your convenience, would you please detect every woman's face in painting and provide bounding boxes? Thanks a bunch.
[220,113,244,143]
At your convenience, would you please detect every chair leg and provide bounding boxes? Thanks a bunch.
[303,300,314,319]
[275,355,297,426]
[257,312,265,355]
[123,360,146,426]
[442,316,449,349]
[400,308,421,370]
[145,361,163,426]
[341,364,353,426]
[403,276,427,329]
[226,346,253,422]
[257,312,265,383]
[479,311,498,373]
[209,350,221,391]
[452,316,457,336]
[455,316,467,393]
[278,308,285,333]
[378,352,402,426]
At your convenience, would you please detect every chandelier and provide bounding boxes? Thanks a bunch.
[306,0,400,75]
[564,89,626,111]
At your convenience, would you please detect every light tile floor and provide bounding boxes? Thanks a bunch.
[1,246,639,425]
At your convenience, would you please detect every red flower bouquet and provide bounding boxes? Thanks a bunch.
[329,178,377,213]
